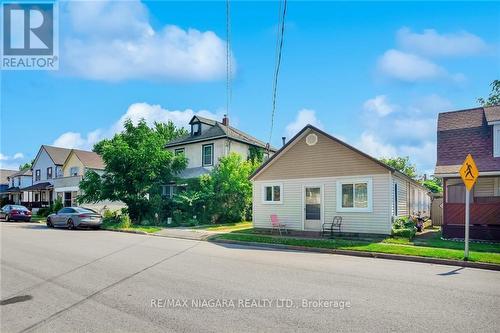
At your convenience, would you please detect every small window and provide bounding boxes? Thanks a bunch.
[192,122,201,136]
[35,169,41,181]
[70,167,79,176]
[263,184,282,204]
[202,144,214,166]
[175,148,185,156]
[17,178,20,186]
[394,183,398,216]
[47,167,53,179]
[162,185,176,199]
[337,179,372,212]
[494,124,500,158]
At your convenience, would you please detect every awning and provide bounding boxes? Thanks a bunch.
[22,182,53,191]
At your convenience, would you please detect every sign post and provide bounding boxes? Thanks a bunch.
[459,154,479,260]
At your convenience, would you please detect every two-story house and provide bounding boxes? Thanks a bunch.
[3,168,33,204]
[52,149,125,211]
[164,115,276,196]
[22,145,71,208]
[434,105,500,240]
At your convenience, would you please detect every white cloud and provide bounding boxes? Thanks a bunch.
[397,27,488,57]
[377,49,446,82]
[61,0,231,81]
[357,132,397,157]
[355,94,452,175]
[285,109,324,138]
[0,152,26,170]
[52,103,222,150]
[363,95,397,117]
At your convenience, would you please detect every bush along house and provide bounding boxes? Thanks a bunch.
[435,105,500,241]
[163,115,277,196]
[250,125,430,236]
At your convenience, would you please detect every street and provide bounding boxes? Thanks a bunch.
[1,222,499,333]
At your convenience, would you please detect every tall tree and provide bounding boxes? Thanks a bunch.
[477,80,500,107]
[199,153,257,223]
[19,160,33,171]
[380,156,418,180]
[78,119,187,222]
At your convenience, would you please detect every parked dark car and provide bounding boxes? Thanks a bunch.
[47,207,102,229]
[0,205,32,222]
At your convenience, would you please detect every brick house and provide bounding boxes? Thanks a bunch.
[434,105,500,240]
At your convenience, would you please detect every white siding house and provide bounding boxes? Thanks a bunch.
[250,125,430,236]
[164,115,276,196]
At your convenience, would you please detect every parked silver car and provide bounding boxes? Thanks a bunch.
[47,207,102,229]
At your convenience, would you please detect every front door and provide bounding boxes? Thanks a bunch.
[304,186,321,230]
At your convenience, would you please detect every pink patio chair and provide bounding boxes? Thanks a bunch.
[270,214,288,236]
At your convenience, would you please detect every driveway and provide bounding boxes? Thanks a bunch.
[1,222,499,332]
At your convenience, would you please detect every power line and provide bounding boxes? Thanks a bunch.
[226,0,232,118]
[268,0,287,150]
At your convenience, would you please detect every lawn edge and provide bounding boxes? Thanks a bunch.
[211,238,500,271]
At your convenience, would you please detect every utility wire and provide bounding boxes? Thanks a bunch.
[226,0,232,119]
[268,0,287,150]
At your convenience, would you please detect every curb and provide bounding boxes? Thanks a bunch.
[211,238,500,271]
[101,228,148,235]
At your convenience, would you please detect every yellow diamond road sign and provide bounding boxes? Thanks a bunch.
[459,154,479,191]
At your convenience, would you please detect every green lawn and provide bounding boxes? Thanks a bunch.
[189,221,252,232]
[214,231,500,264]
[101,220,161,234]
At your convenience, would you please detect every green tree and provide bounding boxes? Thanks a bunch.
[423,176,443,193]
[19,160,33,171]
[248,146,264,164]
[77,119,187,222]
[478,80,500,107]
[379,156,418,180]
[154,121,188,142]
[200,153,257,223]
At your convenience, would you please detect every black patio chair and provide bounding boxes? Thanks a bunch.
[322,216,342,238]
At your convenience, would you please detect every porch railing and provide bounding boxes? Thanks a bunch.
[444,202,500,225]
[21,201,50,209]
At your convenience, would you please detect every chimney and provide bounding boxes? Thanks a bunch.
[222,114,229,126]
[282,137,286,146]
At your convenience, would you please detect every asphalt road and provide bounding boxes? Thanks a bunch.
[1,222,499,333]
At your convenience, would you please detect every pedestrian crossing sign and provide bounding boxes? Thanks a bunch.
[459,154,479,191]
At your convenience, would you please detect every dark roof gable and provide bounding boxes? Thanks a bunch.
[435,105,500,175]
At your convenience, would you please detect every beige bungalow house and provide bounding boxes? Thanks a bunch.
[250,125,430,236]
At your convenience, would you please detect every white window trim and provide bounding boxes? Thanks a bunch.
[494,124,500,158]
[336,178,373,212]
[262,183,283,204]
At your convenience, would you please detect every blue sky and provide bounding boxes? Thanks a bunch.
[1,0,499,175]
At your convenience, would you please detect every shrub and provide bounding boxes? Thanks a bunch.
[37,207,51,217]
[392,216,417,240]
[392,227,416,240]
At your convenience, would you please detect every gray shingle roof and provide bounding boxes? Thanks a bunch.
[42,145,72,165]
[166,117,277,151]
[484,105,500,123]
[9,168,33,177]
[0,169,17,184]
[71,150,105,170]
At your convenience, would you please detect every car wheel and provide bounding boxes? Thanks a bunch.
[67,219,75,230]
[46,218,53,228]
[5,214,10,222]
